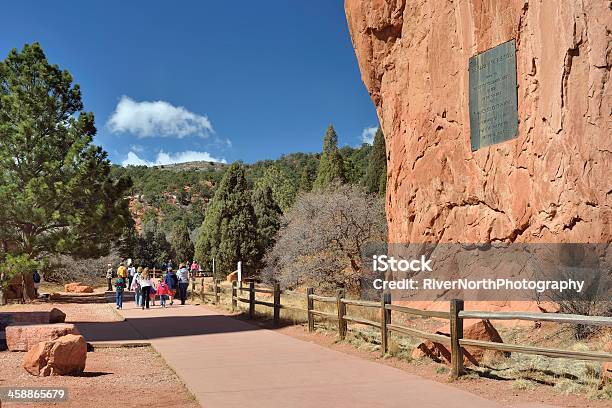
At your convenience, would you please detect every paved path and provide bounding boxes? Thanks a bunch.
[78,302,550,408]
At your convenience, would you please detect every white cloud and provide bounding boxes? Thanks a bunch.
[129,144,146,153]
[107,96,214,138]
[121,150,226,167]
[360,126,378,145]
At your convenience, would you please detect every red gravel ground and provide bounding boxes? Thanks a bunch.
[0,300,198,408]
[0,346,199,408]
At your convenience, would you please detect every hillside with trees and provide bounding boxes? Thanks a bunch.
[112,124,387,283]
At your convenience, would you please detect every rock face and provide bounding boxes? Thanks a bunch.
[345,0,611,244]
[412,319,507,365]
[6,323,79,351]
[23,334,87,376]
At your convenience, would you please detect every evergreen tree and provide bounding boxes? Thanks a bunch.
[153,231,174,268]
[254,165,297,212]
[252,185,282,257]
[117,227,138,260]
[170,221,194,263]
[363,127,387,195]
[195,163,260,278]
[298,167,313,192]
[313,125,346,189]
[0,43,131,300]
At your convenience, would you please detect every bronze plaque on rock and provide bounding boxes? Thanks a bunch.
[469,39,518,151]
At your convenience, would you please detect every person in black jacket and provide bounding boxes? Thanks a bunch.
[32,270,41,297]
[164,268,178,306]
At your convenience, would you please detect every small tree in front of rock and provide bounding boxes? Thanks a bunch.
[263,184,387,293]
[313,125,346,190]
[363,127,387,195]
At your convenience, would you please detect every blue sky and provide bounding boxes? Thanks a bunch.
[1,1,379,165]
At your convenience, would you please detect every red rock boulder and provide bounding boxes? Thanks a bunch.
[71,285,94,293]
[23,334,87,376]
[412,319,507,366]
[64,282,82,292]
[411,340,451,363]
[6,323,79,351]
[49,308,66,323]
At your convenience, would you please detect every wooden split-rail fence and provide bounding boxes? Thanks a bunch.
[197,279,612,379]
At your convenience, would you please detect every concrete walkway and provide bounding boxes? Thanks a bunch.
[78,302,545,408]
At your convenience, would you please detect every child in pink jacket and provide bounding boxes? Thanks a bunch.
[156,280,170,307]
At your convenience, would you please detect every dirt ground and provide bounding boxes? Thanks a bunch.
[0,346,199,408]
[0,301,123,323]
[209,303,611,408]
[0,299,198,408]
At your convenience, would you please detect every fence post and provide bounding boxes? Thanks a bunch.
[191,274,196,292]
[231,280,237,311]
[337,289,347,340]
[213,279,219,305]
[381,292,391,355]
[306,288,314,332]
[450,299,464,379]
[249,280,255,319]
[273,282,281,327]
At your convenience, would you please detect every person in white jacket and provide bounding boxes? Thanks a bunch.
[139,268,153,310]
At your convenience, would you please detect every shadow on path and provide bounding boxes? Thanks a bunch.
[76,314,263,343]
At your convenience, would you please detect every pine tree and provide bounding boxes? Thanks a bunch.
[170,221,194,264]
[298,167,313,192]
[195,163,260,278]
[363,127,387,195]
[0,43,131,300]
[252,185,282,258]
[313,125,346,189]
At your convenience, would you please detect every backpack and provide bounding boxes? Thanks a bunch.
[33,271,41,283]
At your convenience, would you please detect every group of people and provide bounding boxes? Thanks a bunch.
[108,260,198,310]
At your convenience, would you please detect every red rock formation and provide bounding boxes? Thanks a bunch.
[345,0,611,244]
[6,323,80,351]
[22,334,87,376]
[412,319,507,365]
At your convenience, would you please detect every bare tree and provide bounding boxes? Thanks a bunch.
[263,184,386,293]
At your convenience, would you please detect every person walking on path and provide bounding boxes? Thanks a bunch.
[132,266,143,306]
[139,268,153,310]
[106,263,113,291]
[117,261,128,285]
[127,264,136,291]
[32,270,41,297]
[115,275,126,309]
[156,279,170,307]
[164,268,178,306]
[176,263,189,305]
[115,276,125,309]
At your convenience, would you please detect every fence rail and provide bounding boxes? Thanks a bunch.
[202,280,612,379]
